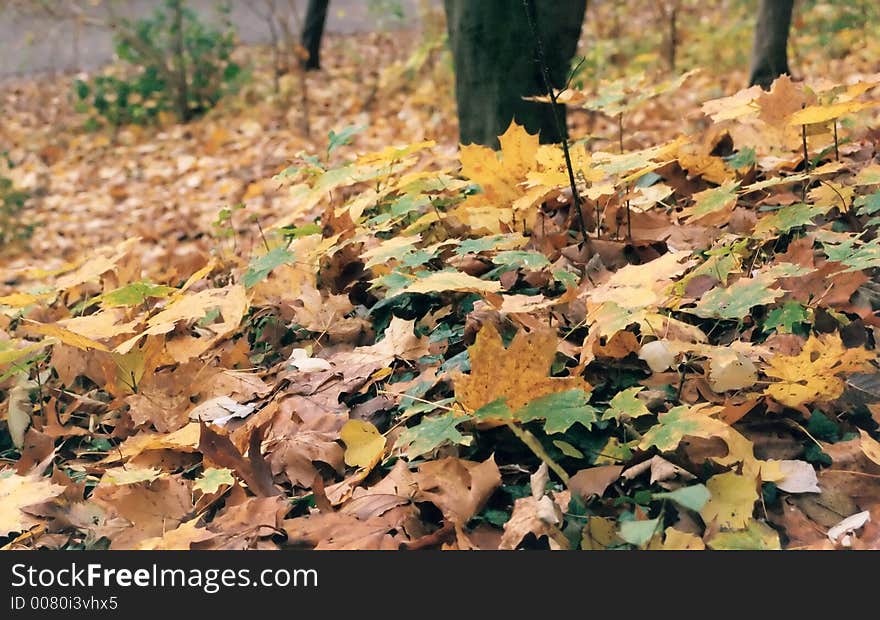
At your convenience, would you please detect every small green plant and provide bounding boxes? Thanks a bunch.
[74,0,242,127]
[0,175,33,251]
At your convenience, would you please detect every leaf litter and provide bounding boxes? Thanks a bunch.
[1,6,880,551]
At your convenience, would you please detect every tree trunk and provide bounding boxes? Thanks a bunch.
[748,0,794,89]
[302,0,329,71]
[444,0,587,147]
[170,0,190,122]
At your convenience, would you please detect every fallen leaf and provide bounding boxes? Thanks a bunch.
[569,465,623,500]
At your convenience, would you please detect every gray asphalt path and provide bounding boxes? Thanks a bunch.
[0,0,429,78]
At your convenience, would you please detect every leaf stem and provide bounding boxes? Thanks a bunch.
[505,421,570,487]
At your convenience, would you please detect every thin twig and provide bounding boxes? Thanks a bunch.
[522,0,587,241]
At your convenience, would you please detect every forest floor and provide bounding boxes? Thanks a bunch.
[1,3,880,551]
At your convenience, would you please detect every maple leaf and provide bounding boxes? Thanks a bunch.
[679,181,739,224]
[587,251,694,310]
[700,471,758,529]
[690,274,784,320]
[604,387,652,421]
[454,323,590,414]
[515,389,598,434]
[194,468,235,494]
[638,404,731,453]
[460,120,538,207]
[764,334,873,407]
[395,412,472,458]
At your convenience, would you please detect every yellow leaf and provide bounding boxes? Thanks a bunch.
[135,517,215,550]
[104,423,201,463]
[789,101,875,125]
[460,121,539,208]
[454,323,591,414]
[498,120,540,179]
[807,182,853,209]
[662,527,706,550]
[700,471,758,529]
[22,320,110,352]
[401,271,502,295]
[340,420,386,469]
[0,293,51,308]
[588,251,695,310]
[764,334,873,407]
[59,310,139,340]
[859,429,880,467]
[0,342,50,367]
[101,466,163,486]
[701,86,762,122]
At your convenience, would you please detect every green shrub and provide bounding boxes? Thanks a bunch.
[74,0,242,127]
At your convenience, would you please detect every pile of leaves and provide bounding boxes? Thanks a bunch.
[1,12,880,551]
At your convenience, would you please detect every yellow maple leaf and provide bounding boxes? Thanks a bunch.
[454,323,590,414]
[764,334,873,407]
[460,121,538,208]
[700,471,758,529]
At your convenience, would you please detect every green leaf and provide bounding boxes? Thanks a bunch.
[639,405,730,452]
[193,467,235,494]
[455,234,524,256]
[725,147,756,169]
[618,518,661,547]
[279,223,322,239]
[753,203,830,236]
[764,302,809,334]
[681,181,739,221]
[328,125,366,155]
[394,412,472,458]
[492,251,550,269]
[837,238,880,272]
[514,389,598,434]
[243,247,295,289]
[604,387,651,421]
[100,281,177,308]
[690,275,783,320]
[855,192,880,216]
[653,484,711,512]
[472,398,514,423]
[552,440,584,458]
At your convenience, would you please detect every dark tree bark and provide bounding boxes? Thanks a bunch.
[302,0,330,71]
[444,0,587,147]
[749,0,794,89]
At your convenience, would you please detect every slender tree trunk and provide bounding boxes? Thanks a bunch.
[749,0,794,89]
[170,0,190,121]
[302,0,329,71]
[444,0,587,147]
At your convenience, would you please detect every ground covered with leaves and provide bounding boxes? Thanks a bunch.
[2,3,880,551]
